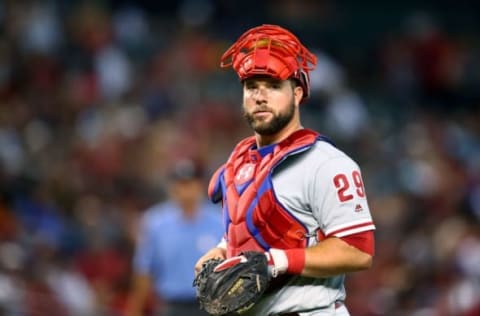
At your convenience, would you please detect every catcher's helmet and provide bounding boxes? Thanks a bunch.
[220,24,317,102]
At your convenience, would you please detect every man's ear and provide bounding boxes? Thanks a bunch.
[294,85,304,106]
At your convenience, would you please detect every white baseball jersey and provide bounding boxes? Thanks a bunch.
[242,139,375,315]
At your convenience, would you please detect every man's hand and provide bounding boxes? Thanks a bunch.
[195,247,226,275]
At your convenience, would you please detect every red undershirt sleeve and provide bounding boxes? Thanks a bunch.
[340,230,375,256]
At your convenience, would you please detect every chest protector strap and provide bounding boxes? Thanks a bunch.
[211,129,320,257]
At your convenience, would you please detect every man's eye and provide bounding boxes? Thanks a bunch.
[245,85,258,91]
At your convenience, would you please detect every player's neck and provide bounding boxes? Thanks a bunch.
[255,122,303,148]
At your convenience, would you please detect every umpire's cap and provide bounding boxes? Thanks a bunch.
[168,158,204,181]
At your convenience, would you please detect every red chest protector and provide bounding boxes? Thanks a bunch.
[208,129,321,257]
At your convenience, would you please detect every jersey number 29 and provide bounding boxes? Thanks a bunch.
[333,171,365,202]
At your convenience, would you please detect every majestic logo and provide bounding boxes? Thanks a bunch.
[354,204,364,212]
[235,163,255,184]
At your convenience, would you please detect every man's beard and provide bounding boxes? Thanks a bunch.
[243,101,295,135]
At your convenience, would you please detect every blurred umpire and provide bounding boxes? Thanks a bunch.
[124,159,224,316]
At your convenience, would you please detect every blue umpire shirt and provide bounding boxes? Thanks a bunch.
[133,199,224,301]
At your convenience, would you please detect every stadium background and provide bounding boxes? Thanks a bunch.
[0,0,479,315]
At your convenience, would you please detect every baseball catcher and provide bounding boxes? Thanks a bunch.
[194,24,376,315]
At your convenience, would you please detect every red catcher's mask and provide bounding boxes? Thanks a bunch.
[220,24,317,102]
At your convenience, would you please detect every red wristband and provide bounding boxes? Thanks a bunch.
[285,248,306,274]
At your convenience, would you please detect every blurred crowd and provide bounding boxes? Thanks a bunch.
[0,1,479,315]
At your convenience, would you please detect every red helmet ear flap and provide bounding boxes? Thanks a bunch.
[275,56,298,79]
[232,52,246,71]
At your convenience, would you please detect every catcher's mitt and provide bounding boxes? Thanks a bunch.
[193,251,269,315]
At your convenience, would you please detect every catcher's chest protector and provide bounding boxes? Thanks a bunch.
[211,129,320,257]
